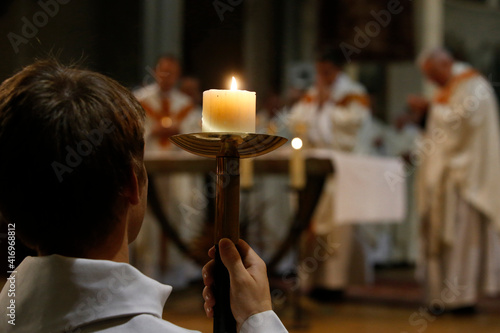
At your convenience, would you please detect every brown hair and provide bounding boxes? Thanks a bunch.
[0,60,145,257]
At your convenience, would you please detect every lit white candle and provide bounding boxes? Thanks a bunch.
[290,137,306,189]
[202,77,256,133]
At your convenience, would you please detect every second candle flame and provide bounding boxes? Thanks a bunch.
[231,76,237,90]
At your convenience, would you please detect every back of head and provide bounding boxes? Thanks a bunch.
[0,60,146,257]
[418,48,455,86]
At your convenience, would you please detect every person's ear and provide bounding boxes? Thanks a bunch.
[123,167,140,205]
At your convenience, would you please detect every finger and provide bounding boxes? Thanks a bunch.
[219,238,248,278]
[204,303,214,318]
[202,286,215,308]
[208,245,215,259]
[202,259,215,286]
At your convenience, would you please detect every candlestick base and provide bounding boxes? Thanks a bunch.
[170,132,287,158]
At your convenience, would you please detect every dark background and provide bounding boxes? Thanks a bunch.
[0,0,415,90]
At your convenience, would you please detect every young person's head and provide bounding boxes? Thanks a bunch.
[0,60,147,258]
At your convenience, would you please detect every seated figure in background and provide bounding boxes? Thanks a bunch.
[132,55,204,286]
[134,54,200,148]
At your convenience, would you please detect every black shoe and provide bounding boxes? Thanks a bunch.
[450,305,477,315]
[309,287,345,303]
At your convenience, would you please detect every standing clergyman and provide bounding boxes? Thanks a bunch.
[412,48,500,313]
[288,48,371,300]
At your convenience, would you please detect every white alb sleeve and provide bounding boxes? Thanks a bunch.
[239,310,288,333]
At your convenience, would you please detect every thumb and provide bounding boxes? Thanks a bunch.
[219,238,247,277]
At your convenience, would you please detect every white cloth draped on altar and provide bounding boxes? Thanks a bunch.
[310,150,406,229]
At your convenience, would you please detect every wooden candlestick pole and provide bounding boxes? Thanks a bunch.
[214,140,240,333]
[169,133,287,333]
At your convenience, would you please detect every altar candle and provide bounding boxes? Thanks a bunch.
[202,77,256,133]
[240,158,254,189]
[290,137,306,189]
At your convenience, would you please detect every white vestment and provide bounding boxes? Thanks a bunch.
[0,255,287,333]
[132,84,203,287]
[289,73,370,289]
[134,84,201,151]
[416,63,500,307]
[244,109,295,271]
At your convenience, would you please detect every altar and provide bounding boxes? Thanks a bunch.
[144,148,405,272]
[144,148,333,273]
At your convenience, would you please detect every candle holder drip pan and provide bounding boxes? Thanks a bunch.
[170,132,287,158]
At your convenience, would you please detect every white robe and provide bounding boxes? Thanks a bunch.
[134,84,201,150]
[289,73,370,289]
[416,63,500,307]
[289,73,370,152]
[0,255,287,333]
[247,109,294,269]
[132,84,203,287]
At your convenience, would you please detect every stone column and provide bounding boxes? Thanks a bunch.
[299,0,319,62]
[142,0,184,70]
[416,0,444,96]
[243,0,274,100]
[487,0,499,8]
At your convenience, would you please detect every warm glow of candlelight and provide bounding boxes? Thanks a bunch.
[161,116,172,128]
[202,76,255,133]
[231,76,237,90]
[291,137,303,150]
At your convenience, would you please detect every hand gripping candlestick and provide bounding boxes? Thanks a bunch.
[170,132,286,333]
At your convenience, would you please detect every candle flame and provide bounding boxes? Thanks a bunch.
[231,76,237,90]
[292,137,303,150]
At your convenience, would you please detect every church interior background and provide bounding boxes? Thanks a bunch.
[1,0,500,332]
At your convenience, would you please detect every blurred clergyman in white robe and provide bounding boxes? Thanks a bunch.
[133,55,203,287]
[412,48,500,313]
[245,93,294,270]
[288,49,371,300]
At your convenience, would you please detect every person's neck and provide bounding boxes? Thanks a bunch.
[160,88,173,98]
[37,218,130,263]
[326,71,341,88]
[88,232,129,263]
[84,222,130,263]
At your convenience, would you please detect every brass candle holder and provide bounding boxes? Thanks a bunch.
[170,132,287,333]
